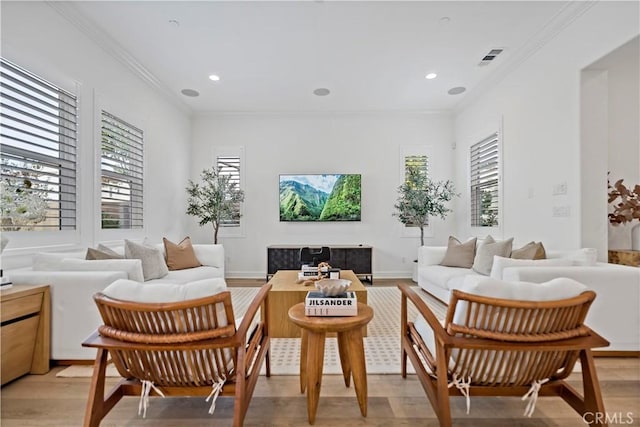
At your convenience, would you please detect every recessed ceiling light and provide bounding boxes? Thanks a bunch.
[447,86,466,95]
[313,88,330,96]
[425,73,437,80]
[209,74,220,82]
[439,16,451,24]
[181,88,199,97]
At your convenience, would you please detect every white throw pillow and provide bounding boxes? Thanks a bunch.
[489,256,575,280]
[102,278,229,332]
[102,278,227,303]
[32,251,86,270]
[59,258,145,282]
[124,240,169,281]
[453,276,588,326]
[192,244,224,268]
[472,235,513,275]
[567,248,598,266]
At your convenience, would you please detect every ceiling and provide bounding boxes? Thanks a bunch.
[60,1,585,114]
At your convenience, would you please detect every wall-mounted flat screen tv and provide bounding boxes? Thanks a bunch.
[279,174,361,222]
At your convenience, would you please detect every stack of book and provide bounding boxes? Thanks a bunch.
[305,291,357,316]
[298,266,317,281]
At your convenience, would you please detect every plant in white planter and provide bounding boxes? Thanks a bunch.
[608,176,640,250]
[393,165,458,246]
[186,167,245,244]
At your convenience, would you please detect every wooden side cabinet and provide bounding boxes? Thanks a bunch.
[608,249,640,267]
[1,284,50,385]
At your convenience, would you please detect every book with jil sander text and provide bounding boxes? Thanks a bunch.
[304,291,357,316]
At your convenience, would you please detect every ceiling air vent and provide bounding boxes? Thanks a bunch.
[478,48,504,66]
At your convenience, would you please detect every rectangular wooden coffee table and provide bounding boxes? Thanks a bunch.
[267,270,368,338]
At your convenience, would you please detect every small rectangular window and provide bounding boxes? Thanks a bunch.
[100,111,143,229]
[0,58,78,231]
[404,154,429,227]
[470,132,499,227]
[216,154,241,227]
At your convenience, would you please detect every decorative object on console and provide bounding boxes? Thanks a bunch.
[608,175,640,250]
[393,164,458,246]
[279,174,361,222]
[163,236,201,270]
[299,246,331,267]
[1,234,11,288]
[186,167,245,244]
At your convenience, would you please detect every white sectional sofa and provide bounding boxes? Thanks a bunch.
[417,245,640,352]
[10,243,225,360]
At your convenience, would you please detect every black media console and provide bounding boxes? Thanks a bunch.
[267,245,373,283]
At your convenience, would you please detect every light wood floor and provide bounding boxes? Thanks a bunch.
[2,278,638,426]
[1,358,639,426]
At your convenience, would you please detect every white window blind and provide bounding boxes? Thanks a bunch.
[0,58,77,231]
[404,154,429,227]
[217,155,241,227]
[470,132,499,227]
[101,111,143,229]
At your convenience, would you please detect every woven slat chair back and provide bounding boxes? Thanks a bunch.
[94,292,237,386]
[444,290,596,386]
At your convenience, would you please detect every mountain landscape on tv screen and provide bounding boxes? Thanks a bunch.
[279,174,361,221]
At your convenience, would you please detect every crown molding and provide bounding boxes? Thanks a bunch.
[193,109,452,117]
[453,0,598,113]
[46,1,193,116]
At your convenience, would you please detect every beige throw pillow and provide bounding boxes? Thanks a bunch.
[124,240,169,281]
[163,237,202,271]
[511,241,546,260]
[86,246,123,260]
[440,236,477,268]
[472,235,513,275]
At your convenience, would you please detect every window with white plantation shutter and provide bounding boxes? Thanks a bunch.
[217,155,241,227]
[101,111,143,229]
[0,58,77,231]
[404,154,429,227]
[470,132,499,227]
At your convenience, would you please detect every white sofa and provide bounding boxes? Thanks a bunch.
[417,245,640,352]
[10,244,225,360]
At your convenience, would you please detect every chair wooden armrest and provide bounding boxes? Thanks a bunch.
[398,283,452,376]
[398,283,449,341]
[234,283,271,345]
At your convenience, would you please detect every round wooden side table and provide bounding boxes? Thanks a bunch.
[288,302,374,425]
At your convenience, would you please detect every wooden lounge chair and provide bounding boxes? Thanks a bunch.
[82,283,271,427]
[398,280,610,426]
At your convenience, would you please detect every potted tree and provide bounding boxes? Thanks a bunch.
[394,164,458,246]
[186,167,245,244]
[394,165,457,281]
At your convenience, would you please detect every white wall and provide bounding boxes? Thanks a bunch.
[585,37,640,250]
[189,113,454,278]
[453,1,639,256]
[1,2,192,268]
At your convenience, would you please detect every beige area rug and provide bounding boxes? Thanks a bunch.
[57,285,446,378]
